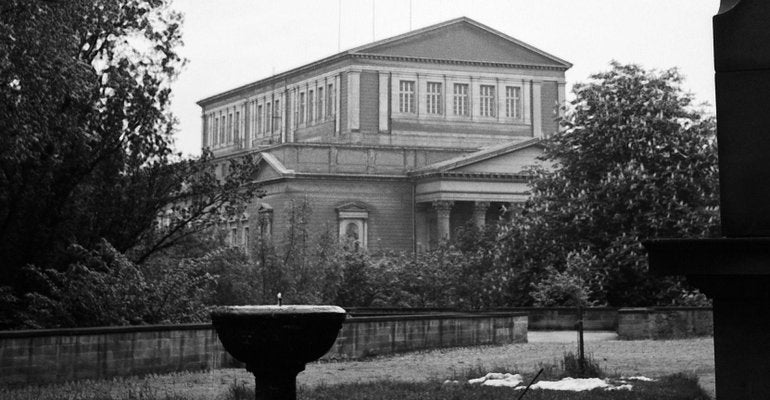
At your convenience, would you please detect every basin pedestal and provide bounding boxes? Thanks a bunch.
[211,305,347,400]
[645,238,770,399]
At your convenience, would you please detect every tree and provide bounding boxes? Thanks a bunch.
[503,62,719,306]
[0,0,259,295]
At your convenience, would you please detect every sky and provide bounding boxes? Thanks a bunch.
[169,0,721,156]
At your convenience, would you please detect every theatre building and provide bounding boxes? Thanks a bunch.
[196,17,571,252]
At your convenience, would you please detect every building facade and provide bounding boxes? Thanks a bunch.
[197,17,571,253]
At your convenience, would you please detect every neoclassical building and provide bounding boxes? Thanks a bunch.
[197,17,570,253]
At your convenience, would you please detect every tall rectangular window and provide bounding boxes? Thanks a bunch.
[266,102,272,133]
[274,100,280,132]
[257,104,263,136]
[317,87,324,120]
[308,90,314,123]
[399,80,415,113]
[426,82,442,115]
[299,92,305,124]
[219,114,225,144]
[213,116,219,145]
[227,113,233,143]
[453,83,469,116]
[480,85,496,117]
[506,86,522,119]
[207,115,213,146]
[234,111,240,141]
[326,83,334,117]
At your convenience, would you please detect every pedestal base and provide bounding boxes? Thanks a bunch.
[711,298,770,399]
[249,364,305,400]
[645,238,770,400]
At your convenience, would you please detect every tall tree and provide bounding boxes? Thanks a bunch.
[502,62,719,306]
[0,1,259,289]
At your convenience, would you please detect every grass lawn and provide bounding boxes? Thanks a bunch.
[293,375,709,400]
[1,336,715,400]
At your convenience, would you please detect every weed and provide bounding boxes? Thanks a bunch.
[561,351,604,378]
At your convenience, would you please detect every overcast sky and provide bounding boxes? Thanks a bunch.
[169,0,721,156]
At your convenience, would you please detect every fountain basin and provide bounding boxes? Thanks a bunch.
[212,305,346,371]
[211,305,346,400]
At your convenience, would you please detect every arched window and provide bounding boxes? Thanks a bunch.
[336,202,369,250]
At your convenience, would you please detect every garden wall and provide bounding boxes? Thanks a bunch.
[617,307,713,340]
[511,307,618,330]
[348,307,619,331]
[0,312,526,386]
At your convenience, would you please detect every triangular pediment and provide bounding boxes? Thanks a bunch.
[254,152,295,182]
[453,145,544,174]
[335,201,369,213]
[411,138,546,176]
[355,18,570,67]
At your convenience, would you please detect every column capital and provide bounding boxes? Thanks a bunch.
[432,200,454,215]
[473,201,491,212]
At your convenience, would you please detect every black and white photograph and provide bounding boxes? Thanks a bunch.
[6,0,766,399]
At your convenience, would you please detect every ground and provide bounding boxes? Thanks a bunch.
[2,331,716,400]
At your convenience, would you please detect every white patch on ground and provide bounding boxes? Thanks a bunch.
[469,373,634,391]
[468,372,523,387]
[624,376,656,382]
[518,377,611,391]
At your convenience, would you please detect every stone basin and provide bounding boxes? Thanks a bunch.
[211,305,347,400]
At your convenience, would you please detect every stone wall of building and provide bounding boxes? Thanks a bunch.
[359,70,380,135]
[540,80,560,136]
[255,176,415,253]
[617,307,713,340]
[0,312,527,385]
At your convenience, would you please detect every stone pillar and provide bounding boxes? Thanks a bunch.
[347,70,360,132]
[473,201,490,228]
[433,201,453,241]
[507,202,522,221]
[531,80,542,138]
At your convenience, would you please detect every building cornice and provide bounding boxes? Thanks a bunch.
[351,53,570,71]
[412,171,533,182]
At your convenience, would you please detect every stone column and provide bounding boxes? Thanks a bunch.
[433,201,454,241]
[507,202,523,221]
[531,80,542,138]
[473,201,490,228]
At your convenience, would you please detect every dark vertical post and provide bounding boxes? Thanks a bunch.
[576,305,585,374]
[645,2,770,399]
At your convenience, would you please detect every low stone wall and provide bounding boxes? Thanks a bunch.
[0,312,526,386]
[0,324,239,386]
[348,307,618,331]
[324,312,527,359]
[617,307,713,340]
[512,308,618,331]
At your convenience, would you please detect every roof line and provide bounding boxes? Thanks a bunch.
[197,16,571,106]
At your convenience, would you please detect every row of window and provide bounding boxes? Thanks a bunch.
[205,82,337,148]
[207,109,242,147]
[296,82,335,127]
[397,81,522,120]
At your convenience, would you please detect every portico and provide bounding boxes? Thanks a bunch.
[410,139,544,250]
